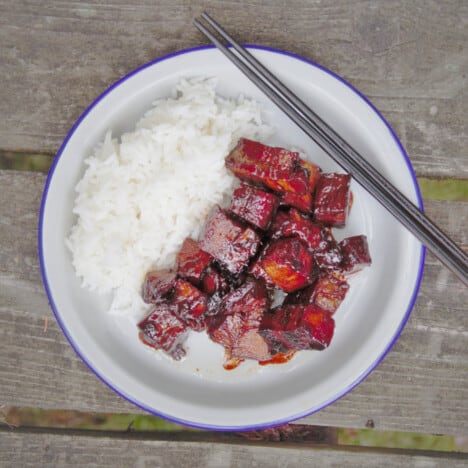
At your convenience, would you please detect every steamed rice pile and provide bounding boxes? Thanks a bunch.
[67,78,271,317]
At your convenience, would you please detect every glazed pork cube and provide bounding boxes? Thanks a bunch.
[281,190,313,213]
[229,182,279,230]
[278,164,311,196]
[280,160,321,212]
[176,238,212,286]
[206,278,271,361]
[301,304,335,349]
[313,227,343,271]
[339,235,372,273]
[208,312,271,363]
[259,305,306,354]
[201,265,230,296]
[278,164,314,212]
[141,269,177,304]
[314,173,351,227]
[225,138,300,193]
[171,279,208,331]
[231,328,271,363]
[270,209,342,271]
[283,283,317,306]
[268,209,290,236]
[257,237,316,293]
[249,258,275,287]
[268,209,341,272]
[312,275,350,314]
[283,274,348,314]
[138,303,188,360]
[270,208,323,251]
[259,304,335,354]
[199,207,261,275]
[206,312,243,355]
[219,277,271,316]
[299,158,322,193]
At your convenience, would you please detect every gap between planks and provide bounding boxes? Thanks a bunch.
[0,424,467,461]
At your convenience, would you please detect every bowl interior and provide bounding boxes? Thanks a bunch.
[40,46,423,430]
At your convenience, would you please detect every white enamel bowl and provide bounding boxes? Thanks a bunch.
[39,45,424,430]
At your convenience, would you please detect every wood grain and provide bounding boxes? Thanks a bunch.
[0,0,467,177]
[1,170,467,435]
[1,428,467,467]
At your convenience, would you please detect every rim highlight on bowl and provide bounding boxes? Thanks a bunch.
[39,45,425,430]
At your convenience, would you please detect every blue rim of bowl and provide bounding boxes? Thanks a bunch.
[38,44,426,431]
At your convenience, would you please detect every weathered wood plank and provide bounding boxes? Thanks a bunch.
[0,0,467,177]
[1,170,467,434]
[1,428,467,467]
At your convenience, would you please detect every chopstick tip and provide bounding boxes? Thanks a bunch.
[193,17,204,31]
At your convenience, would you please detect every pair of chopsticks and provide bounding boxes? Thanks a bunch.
[194,12,468,286]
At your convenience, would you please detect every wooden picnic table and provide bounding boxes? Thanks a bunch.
[1,1,467,465]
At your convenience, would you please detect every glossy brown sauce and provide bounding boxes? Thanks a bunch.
[223,356,243,370]
[259,351,296,366]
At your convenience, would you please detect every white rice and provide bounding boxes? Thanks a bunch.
[66,77,272,318]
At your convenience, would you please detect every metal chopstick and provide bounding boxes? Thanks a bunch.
[193,13,468,286]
